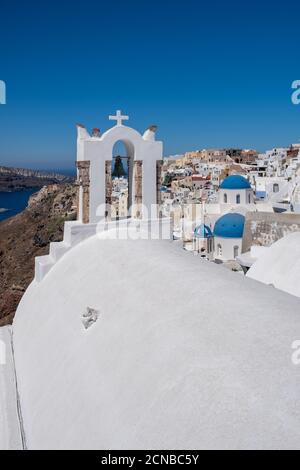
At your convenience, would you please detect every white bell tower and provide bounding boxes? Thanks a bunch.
[76,110,164,224]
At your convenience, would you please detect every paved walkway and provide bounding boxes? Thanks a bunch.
[0,326,23,450]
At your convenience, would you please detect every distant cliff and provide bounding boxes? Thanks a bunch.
[0,165,74,192]
[0,184,77,326]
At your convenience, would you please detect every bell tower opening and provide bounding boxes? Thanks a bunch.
[111,141,130,220]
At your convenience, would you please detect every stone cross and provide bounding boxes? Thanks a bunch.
[109,110,129,126]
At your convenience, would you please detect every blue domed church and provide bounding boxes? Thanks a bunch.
[192,175,254,262]
[219,175,253,205]
[213,212,246,261]
[193,223,214,259]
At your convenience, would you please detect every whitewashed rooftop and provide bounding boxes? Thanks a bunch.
[2,233,300,449]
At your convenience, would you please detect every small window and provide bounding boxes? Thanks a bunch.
[224,193,228,203]
[217,244,222,257]
[234,246,239,258]
[248,193,251,203]
[236,194,241,204]
[273,183,279,193]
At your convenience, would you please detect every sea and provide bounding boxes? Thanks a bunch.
[0,165,127,223]
[0,188,39,223]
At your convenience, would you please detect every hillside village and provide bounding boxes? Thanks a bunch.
[111,142,300,268]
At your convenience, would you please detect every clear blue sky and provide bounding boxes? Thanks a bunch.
[0,0,299,171]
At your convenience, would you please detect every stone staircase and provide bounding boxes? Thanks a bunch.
[34,222,98,282]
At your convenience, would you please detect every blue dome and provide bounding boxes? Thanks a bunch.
[213,213,245,239]
[194,224,213,239]
[220,175,251,190]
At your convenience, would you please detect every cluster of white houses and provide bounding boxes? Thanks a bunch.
[161,144,300,262]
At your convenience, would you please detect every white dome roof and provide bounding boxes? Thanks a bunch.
[247,232,300,297]
[12,233,300,449]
